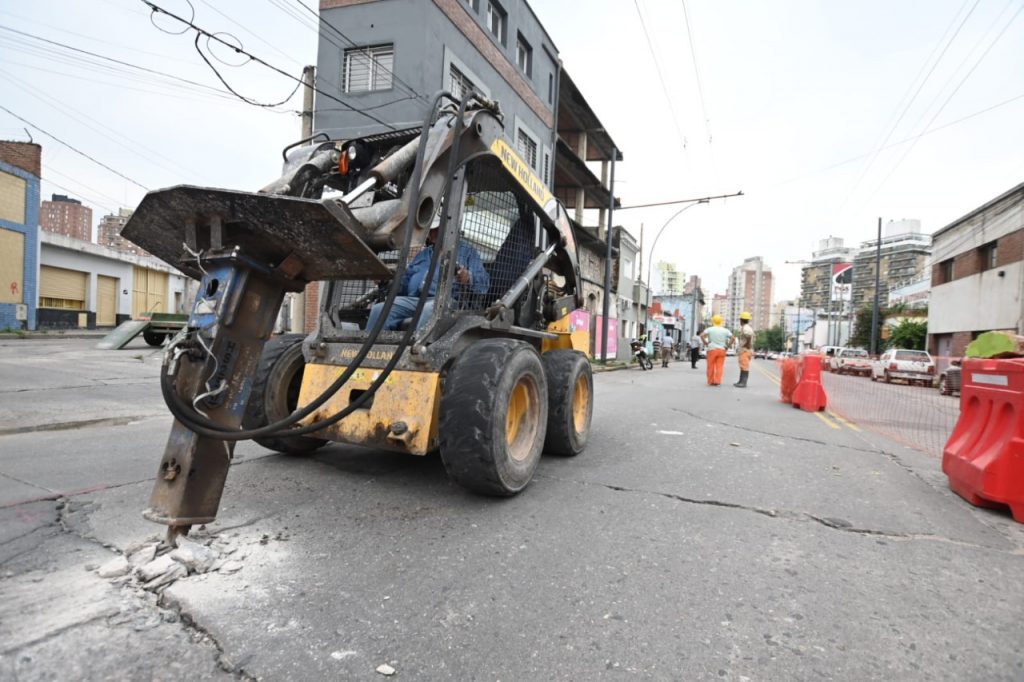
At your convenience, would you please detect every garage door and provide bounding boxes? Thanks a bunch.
[97,275,118,327]
[39,265,87,310]
[132,266,168,318]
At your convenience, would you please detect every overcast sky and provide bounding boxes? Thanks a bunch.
[2,0,1022,301]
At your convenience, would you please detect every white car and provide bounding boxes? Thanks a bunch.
[830,348,872,376]
[871,348,936,386]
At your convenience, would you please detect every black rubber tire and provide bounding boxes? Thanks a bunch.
[884,371,892,384]
[243,334,327,455]
[939,376,950,395]
[143,329,166,347]
[542,350,593,457]
[439,339,548,496]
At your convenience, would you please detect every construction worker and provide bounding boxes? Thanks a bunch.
[701,315,733,386]
[734,311,754,388]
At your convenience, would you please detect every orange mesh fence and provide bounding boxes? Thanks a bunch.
[820,354,962,457]
[766,354,962,457]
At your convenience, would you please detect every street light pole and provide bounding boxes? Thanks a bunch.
[645,200,709,300]
[793,302,801,355]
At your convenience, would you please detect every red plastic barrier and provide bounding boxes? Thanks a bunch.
[792,354,828,412]
[780,358,799,404]
[942,358,1024,523]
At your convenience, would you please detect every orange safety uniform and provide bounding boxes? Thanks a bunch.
[702,323,733,386]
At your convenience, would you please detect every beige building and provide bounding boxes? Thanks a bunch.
[851,220,931,311]
[800,236,856,309]
[97,208,149,256]
[40,194,92,241]
[726,256,773,329]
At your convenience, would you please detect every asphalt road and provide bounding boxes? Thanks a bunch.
[1,338,1023,681]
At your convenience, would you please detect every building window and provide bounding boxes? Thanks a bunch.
[449,63,476,101]
[464,0,479,10]
[343,44,394,93]
[486,1,506,45]
[547,73,554,104]
[980,241,998,271]
[516,33,532,77]
[937,258,953,284]
[542,149,551,185]
[516,128,538,168]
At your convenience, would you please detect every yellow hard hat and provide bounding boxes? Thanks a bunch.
[711,315,723,326]
[740,311,752,321]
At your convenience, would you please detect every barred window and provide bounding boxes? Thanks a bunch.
[343,44,394,93]
[449,63,476,101]
[516,128,538,168]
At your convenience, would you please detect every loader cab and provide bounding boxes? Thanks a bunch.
[320,155,555,342]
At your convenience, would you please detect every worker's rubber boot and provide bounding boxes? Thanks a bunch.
[733,371,749,388]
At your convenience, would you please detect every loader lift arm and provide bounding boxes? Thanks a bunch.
[122,93,585,542]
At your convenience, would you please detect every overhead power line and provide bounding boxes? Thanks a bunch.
[679,0,711,145]
[0,24,233,98]
[632,0,688,155]
[0,104,149,190]
[140,0,402,130]
[835,0,981,216]
[858,0,1024,209]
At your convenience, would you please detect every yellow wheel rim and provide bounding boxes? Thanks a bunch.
[571,373,590,434]
[506,375,540,462]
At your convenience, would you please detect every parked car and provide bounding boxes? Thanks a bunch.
[871,348,936,386]
[829,347,872,376]
[819,346,844,371]
[939,358,963,396]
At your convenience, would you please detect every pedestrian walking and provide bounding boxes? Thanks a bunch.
[734,311,755,388]
[688,331,702,369]
[701,315,733,386]
[660,332,674,367]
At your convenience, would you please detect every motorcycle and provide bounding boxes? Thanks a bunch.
[631,339,653,371]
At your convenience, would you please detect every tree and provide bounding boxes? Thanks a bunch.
[887,318,927,350]
[755,324,786,351]
[850,305,883,350]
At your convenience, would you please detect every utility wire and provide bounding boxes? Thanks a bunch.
[0,104,149,190]
[194,0,303,67]
[192,32,302,107]
[633,0,688,154]
[858,0,1023,209]
[679,0,711,145]
[0,69,212,182]
[0,24,235,98]
[768,90,1024,190]
[140,0,401,130]
[835,0,981,215]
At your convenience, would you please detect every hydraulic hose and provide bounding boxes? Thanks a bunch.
[161,91,469,441]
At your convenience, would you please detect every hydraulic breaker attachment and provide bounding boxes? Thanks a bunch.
[122,186,390,542]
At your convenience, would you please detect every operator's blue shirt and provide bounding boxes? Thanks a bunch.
[400,242,490,299]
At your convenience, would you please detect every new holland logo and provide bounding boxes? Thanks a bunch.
[490,138,553,208]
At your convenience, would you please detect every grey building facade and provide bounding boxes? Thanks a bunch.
[315,0,558,185]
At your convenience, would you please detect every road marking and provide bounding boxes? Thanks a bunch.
[754,364,781,386]
[814,411,841,429]
[657,430,684,435]
[828,410,861,432]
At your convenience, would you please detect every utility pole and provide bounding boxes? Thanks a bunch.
[290,65,316,334]
[793,303,801,355]
[870,217,882,355]
[599,146,617,363]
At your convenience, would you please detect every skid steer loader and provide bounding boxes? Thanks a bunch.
[122,93,594,542]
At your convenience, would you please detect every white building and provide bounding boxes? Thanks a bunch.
[39,232,188,329]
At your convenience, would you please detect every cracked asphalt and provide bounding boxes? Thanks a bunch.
[1,337,1023,681]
